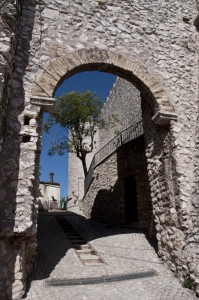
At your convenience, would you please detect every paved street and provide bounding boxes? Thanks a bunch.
[24,211,197,300]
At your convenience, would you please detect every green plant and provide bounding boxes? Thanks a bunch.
[182,276,194,289]
[60,197,66,210]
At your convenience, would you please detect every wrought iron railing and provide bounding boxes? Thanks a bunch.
[84,156,96,195]
[84,120,143,193]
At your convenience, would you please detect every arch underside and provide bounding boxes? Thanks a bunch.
[31,48,177,125]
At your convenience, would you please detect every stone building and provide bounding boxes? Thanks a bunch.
[99,77,142,146]
[39,172,60,210]
[0,0,199,298]
[70,77,152,229]
[80,78,153,232]
[67,130,99,209]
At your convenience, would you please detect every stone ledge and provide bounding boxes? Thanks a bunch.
[30,96,56,113]
[152,110,177,126]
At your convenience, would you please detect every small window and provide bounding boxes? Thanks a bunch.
[24,116,31,125]
[22,135,31,143]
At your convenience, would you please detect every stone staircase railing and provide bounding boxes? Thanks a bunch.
[84,120,143,194]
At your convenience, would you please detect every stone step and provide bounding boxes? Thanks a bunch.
[66,235,81,238]
[55,216,106,267]
[64,233,77,236]
[67,234,84,240]
[83,258,103,265]
[73,244,90,250]
[79,254,99,260]
[76,249,92,254]
[66,237,80,239]
[70,239,86,243]
[70,241,87,246]
[63,227,74,230]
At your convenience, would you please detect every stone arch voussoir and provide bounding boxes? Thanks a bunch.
[31,48,177,125]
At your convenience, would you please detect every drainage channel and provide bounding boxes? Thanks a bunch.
[46,270,157,286]
[55,216,106,266]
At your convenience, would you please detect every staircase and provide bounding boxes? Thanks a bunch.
[55,216,106,266]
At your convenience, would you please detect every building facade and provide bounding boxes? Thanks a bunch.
[80,78,153,233]
[39,172,60,210]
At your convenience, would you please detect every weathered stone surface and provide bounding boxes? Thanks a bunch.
[0,0,198,298]
[80,78,152,228]
[82,137,152,231]
[0,0,22,153]
[100,78,142,146]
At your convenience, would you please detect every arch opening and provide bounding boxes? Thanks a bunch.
[27,50,183,297]
[31,49,177,126]
[31,51,178,242]
[33,61,174,239]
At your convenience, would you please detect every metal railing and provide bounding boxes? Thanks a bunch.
[84,120,143,193]
[84,156,96,195]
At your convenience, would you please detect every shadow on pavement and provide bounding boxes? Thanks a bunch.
[24,210,158,297]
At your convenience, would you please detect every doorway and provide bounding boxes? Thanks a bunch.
[125,175,139,223]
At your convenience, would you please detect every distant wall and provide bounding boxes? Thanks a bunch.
[80,78,154,231]
[81,137,153,231]
[99,77,142,146]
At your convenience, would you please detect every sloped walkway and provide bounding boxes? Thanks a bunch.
[24,211,197,300]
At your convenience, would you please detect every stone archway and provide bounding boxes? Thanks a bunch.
[30,48,180,257]
[29,48,187,282]
[31,49,177,126]
[2,45,197,298]
[30,49,180,255]
[0,0,198,296]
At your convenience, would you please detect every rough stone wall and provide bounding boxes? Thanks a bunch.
[0,0,22,153]
[82,137,152,231]
[141,94,199,291]
[0,1,39,299]
[81,77,150,225]
[99,77,142,146]
[0,0,199,297]
[192,5,199,287]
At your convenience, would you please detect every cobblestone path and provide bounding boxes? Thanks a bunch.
[25,212,197,300]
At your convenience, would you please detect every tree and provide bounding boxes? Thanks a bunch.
[43,91,104,177]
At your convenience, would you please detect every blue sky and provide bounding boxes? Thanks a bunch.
[40,71,116,197]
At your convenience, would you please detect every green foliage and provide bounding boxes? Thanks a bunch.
[44,91,104,176]
[60,197,66,210]
[182,276,194,289]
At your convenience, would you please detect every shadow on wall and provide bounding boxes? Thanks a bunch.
[140,94,186,269]
[91,180,125,225]
[0,1,37,299]
[91,137,154,234]
[89,96,174,250]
